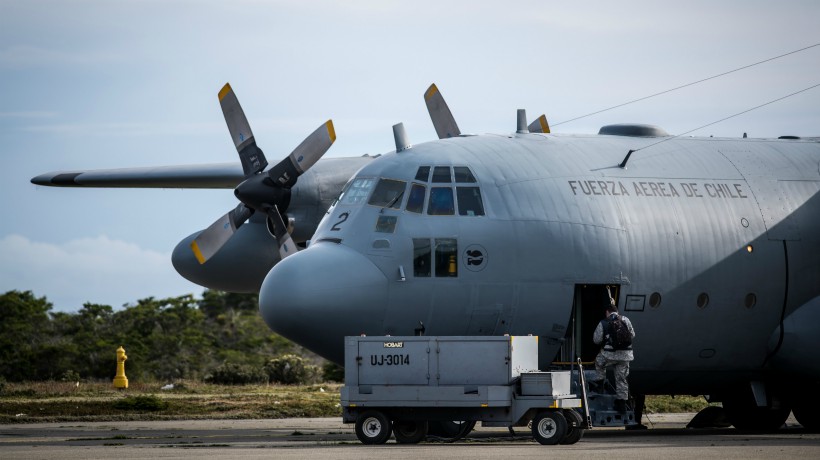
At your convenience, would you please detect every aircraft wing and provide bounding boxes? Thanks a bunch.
[31,163,244,189]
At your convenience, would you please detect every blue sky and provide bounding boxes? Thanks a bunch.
[2,0,819,311]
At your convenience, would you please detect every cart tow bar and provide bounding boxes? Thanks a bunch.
[577,357,593,429]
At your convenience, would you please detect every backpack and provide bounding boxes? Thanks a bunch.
[605,315,633,350]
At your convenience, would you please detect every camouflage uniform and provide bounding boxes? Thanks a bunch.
[592,312,635,401]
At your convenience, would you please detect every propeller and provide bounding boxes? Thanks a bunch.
[528,114,551,134]
[424,83,461,139]
[190,83,336,264]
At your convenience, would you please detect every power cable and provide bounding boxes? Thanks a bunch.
[618,82,820,168]
[554,43,820,127]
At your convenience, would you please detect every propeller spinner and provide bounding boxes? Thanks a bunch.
[191,83,335,264]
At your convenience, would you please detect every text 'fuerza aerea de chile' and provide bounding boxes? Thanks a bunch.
[567,180,748,199]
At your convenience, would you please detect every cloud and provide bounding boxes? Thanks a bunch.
[0,234,203,312]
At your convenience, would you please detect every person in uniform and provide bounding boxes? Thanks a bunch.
[591,300,635,412]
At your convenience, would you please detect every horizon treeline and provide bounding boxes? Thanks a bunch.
[0,289,324,383]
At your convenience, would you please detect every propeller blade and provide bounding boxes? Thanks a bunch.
[219,83,269,176]
[424,83,461,139]
[190,204,253,264]
[267,120,336,188]
[528,114,551,134]
[267,205,297,260]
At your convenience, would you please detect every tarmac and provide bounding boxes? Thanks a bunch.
[2,414,819,460]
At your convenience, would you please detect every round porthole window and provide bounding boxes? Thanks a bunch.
[697,293,709,309]
[649,292,662,308]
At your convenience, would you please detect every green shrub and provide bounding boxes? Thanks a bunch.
[59,370,81,382]
[264,354,319,384]
[322,361,344,382]
[113,395,168,411]
[205,363,267,385]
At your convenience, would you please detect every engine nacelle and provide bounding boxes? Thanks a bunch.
[172,217,280,292]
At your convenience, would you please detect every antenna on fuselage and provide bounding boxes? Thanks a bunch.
[516,109,529,134]
[393,123,411,152]
[619,150,635,169]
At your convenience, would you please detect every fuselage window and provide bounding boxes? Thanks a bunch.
[432,166,452,183]
[428,187,455,215]
[453,166,477,183]
[406,183,426,213]
[368,178,406,208]
[456,187,485,216]
[415,166,431,182]
[434,238,458,277]
[340,177,377,205]
[413,238,431,277]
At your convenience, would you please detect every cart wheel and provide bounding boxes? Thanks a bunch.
[427,420,476,442]
[393,420,428,444]
[560,409,585,445]
[531,410,567,445]
[355,410,392,445]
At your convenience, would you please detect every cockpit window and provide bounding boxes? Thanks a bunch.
[375,215,397,233]
[432,166,452,183]
[368,179,406,208]
[457,187,484,216]
[406,183,426,213]
[413,238,431,277]
[428,187,455,215]
[435,238,458,277]
[339,177,377,205]
[453,166,477,183]
[415,166,430,182]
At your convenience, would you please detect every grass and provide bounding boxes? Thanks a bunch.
[0,380,342,423]
[645,395,716,414]
[0,380,711,423]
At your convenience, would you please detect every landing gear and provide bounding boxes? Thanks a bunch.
[393,420,428,444]
[531,410,568,445]
[355,410,392,444]
[790,381,820,432]
[722,386,791,432]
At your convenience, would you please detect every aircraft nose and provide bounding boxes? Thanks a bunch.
[258,242,388,361]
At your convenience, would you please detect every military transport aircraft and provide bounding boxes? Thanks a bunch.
[32,83,820,432]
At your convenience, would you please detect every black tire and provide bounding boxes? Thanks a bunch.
[531,410,567,445]
[427,420,476,441]
[723,391,791,432]
[355,410,392,445]
[788,381,820,432]
[793,404,820,432]
[393,420,429,444]
[560,409,585,445]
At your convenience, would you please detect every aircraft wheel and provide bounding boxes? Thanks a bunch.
[532,410,567,445]
[723,390,790,432]
[355,410,392,444]
[792,398,820,432]
[560,409,585,445]
[393,420,428,444]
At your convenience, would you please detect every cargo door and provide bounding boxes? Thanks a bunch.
[555,284,620,364]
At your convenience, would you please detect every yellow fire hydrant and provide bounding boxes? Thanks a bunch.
[113,346,129,389]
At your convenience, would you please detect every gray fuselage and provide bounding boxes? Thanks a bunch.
[259,132,820,395]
